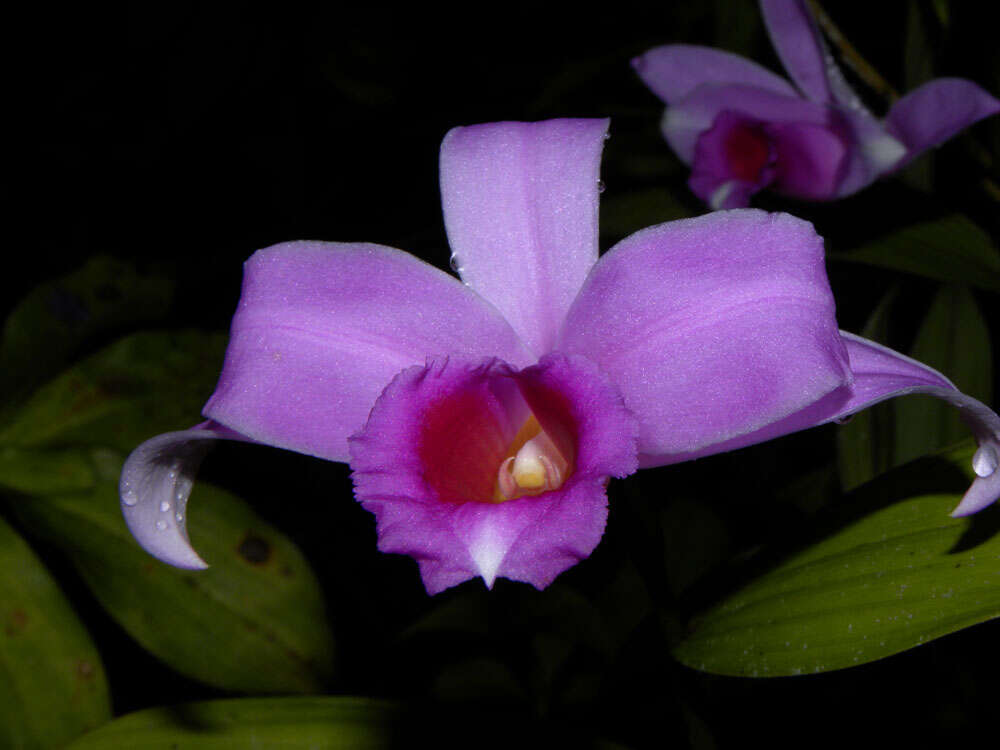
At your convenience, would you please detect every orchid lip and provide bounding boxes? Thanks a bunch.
[417,370,577,506]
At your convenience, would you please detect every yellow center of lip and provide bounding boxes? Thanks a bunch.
[494,416,570,502]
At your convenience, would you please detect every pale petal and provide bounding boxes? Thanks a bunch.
[202,241,532,464]
[885,78,1000,169]
[119,422,245,569]
[833,333,1000,516]
[632,44,797,104]
[439,119,609,356]
[559,209,850,461]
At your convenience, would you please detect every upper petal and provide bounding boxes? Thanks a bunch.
[439,119,609,357]
[559,209,851,462]
[663,83,832,164]
[760,0,870,114]
[632,44,798,104]
[202,242,532,464]
[885,78,1000,170]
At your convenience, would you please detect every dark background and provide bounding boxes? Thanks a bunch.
[8,2,1000,747]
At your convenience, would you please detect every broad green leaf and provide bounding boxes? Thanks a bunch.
[831,215,1000,292]
[894,284,992,464]
[674,440,1000,676]
[12,455,337,694]
[0,330,336,693]
[64,696,632,750]
[0,331,226,453]
[0,257,173,421]
[0,515,111,749]
[836,287,898,491]
[65,697,398,749]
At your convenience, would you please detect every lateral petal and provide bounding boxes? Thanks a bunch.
[119,421,247,569]
[439,119,609,356]
[885,78,1000,169]
[203,242,532,464]
[632,44,797,104]
[559,209,850,461]
[834,334,1000,516]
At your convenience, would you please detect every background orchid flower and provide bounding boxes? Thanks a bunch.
[632,0,1000,209]
[120,118,1000,595]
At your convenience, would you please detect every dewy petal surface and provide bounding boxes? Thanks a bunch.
[832,333,1000,516]
[885,78,1000,169]
[349,354,637,593]
[632,45,798,104]
[559,210,850,463]
[439,119,608,357]
[203,242,532,464]
[653,332,1000,514]
[119,421,247,569]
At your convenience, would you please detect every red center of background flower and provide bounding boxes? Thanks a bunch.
[418,375,577,504]
[724,123,771,182]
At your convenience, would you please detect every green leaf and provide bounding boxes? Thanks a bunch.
[12,458,337,694]
[0,330,336,693]
[674,440,1000,677]
[65,697,398,749]
[831,215,1000,292]
[0,331,227,453]
[836,287,898,491]
[64,696,634,750]
[0,257,174,421]
[0,515,111,749]
[894,284,992,464]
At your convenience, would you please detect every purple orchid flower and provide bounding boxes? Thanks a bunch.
[120,118,1000,594]
[632,0,1000,209]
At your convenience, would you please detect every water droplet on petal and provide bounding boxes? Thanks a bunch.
[159,500,171,513]
[973,443,998,478]
[122,489,138,507]
[596,179,606,194]
[175,512,184,523]
[155,520,168,531]
[449,254,462,273]
[834,414,853,425]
